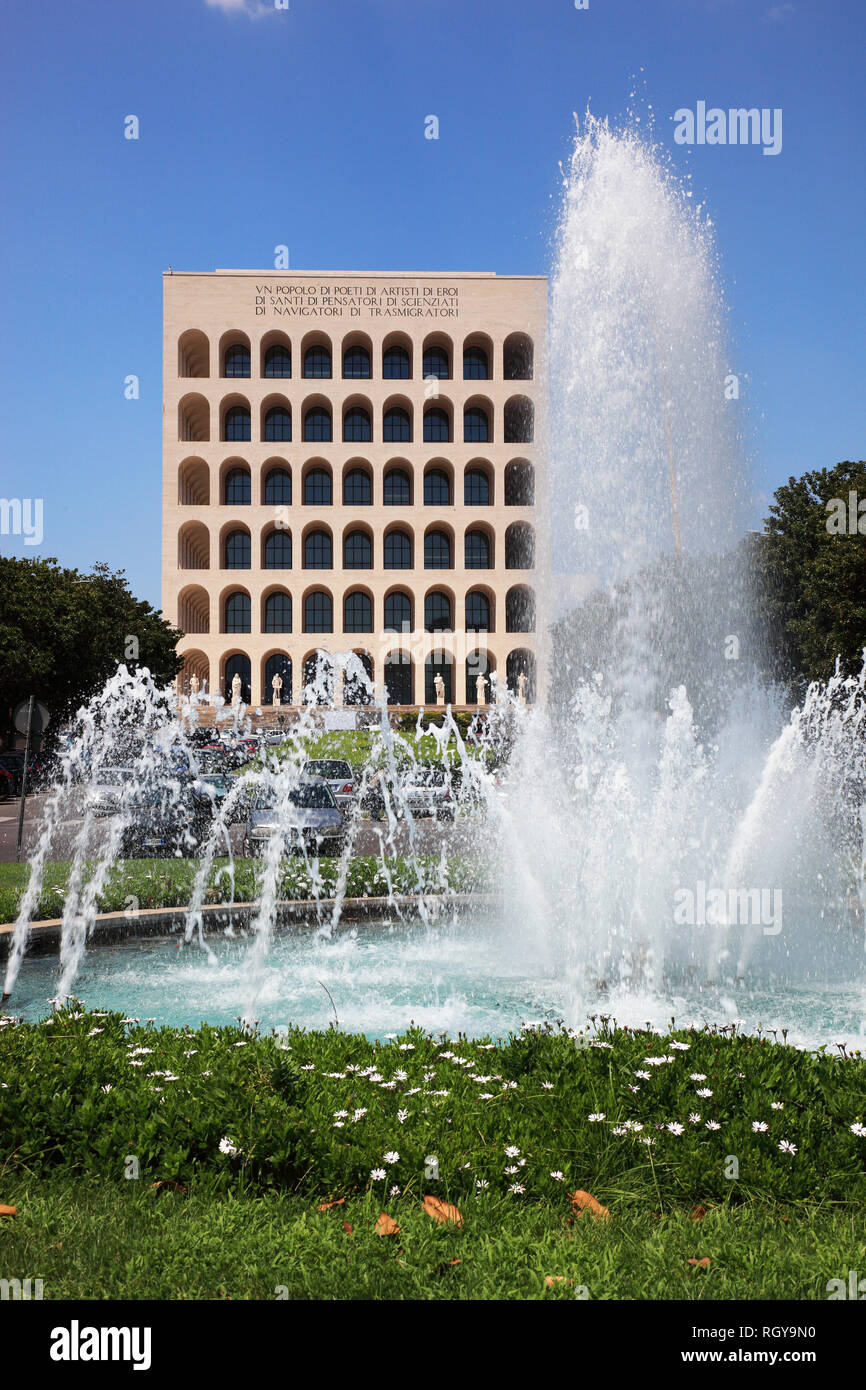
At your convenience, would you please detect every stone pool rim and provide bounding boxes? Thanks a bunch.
[0,892,499,960]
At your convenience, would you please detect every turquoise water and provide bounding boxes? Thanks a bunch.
[7,920,866,1049]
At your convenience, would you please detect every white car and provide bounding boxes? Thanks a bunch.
[399,765,454,820]
[301,759,356,809]
[87,767,135,817]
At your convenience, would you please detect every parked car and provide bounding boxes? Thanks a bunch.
[0,765,15,799]
[244,779,344,857]
[87,766,136,817]
[118,780,211,858]
[399,765,454,820]
[301,759,356,809]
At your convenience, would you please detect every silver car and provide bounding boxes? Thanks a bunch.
[87,767,135,817]
[301,758,357,809]
[399,765,455,820]
[244,778,345,857]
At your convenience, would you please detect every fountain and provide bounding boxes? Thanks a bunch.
[3,114,864,1047]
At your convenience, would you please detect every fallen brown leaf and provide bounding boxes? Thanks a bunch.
[342,1221,354,1236]
[0,1205,17,1217]
[317,1198,345,1211]
[375,1211,401,1236]
[545,1275,574,1287]
[687,1257,711,1269]
[570,1190,610,1222]
[690,1204,707,1221]
[152,1181,187,1192]
[423,1195,463,1226]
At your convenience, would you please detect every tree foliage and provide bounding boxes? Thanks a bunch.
[754,460,866,689]
[0,557,181,736]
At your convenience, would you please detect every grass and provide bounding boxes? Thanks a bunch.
[0,855,483,924]
[1,1175,862,1300]
[2,1010,864,1300]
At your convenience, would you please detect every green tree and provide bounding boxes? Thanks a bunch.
[755,460,866,688]
[0,558,182,737]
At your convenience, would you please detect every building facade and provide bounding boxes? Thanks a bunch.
[162,270,545,708]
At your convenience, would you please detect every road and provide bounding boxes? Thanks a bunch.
[0,793,477,865]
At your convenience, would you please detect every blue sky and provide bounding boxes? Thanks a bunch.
[1,0,863,608]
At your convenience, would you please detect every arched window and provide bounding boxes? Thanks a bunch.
[504,397,534,443]
[465,651,493,705]
[422,345,450,379]
[345,652,374,706]
[303,652,334,701]
[264,467,291,505]
[506,522,535,569]
[464,407,489,443]
[383,468,410,505]
[344,591,373,633]
[264,530,292,569]
[264,343,291,378]
[304,530,332,569]
[424,592,452,631]
[385,653,412,705]
[465,530,490,569]
[423,408,450,443]
[304,345,331,379]
[507,649,536,700]
[304,407,332,443]
[343,468,371,506]
[505,460,535,506]
[465,591,491,631]
[264,406,292,442]
[224,592,251,633]
[343,407,371,443]
[424,530,451,569]
[224,406,250,442]
[304,468,332,505]
[343,345,371,379]
[344,530,372,569]
[383,344,410,379]
[463,346,488,380]
[506,586,536,633]
[304,591,333,633]
[224,344,250,378]
[224,530,251,569]
[383,407,411,443]
[384,591,412,631]
[464,468,490,506]
[424,469,451,506]
[224,468,250,505]
[264,592,292,633]
[384,530,412,569]
[224,653,251,701]
[425,653,452,704]
[264,653,292,704]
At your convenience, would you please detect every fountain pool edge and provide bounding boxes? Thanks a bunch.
[0,892,501,963]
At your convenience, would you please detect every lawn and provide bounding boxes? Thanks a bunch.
[1,1008,863,1299]
[1,1176,861,1300]
[0,855,481,925]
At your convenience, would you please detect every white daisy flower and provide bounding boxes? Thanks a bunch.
[751,1121,769,1132]
[705,1120,721,1131]
[550,1170,564,1180]
[370,1168,386,1181]
[587,1112,605,1123]
[666,1122,685,1135]
[383,1151,399,1164]
[218,1137,239,1157]
[778,1139,797,1154]
[696,1088,713,1098]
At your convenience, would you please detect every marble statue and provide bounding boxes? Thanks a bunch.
[434,672,446,706]
[271,672,282,707]
[475,673,488,707]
